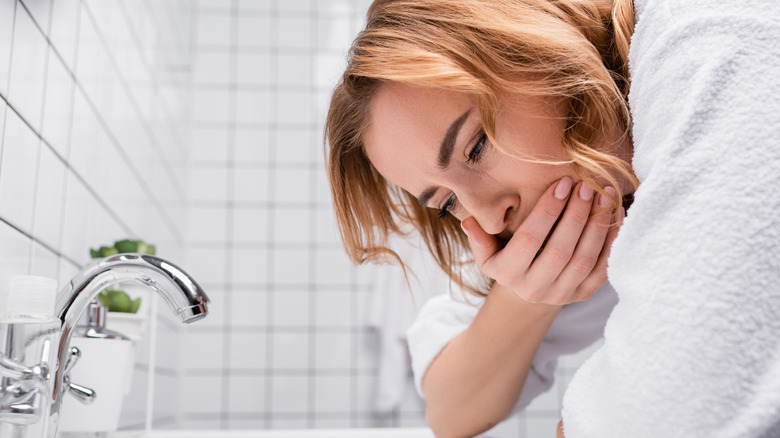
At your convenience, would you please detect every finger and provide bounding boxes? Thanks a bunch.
[484,177,573,277]
[573,204,625,301]
[528,181,596,279]
[461,216,500,266]
[554,186,617,288]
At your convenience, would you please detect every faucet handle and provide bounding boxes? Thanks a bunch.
[61,346,97,404]
[0,354,49,382]
[63,376,96,404]
[62,346,81,376]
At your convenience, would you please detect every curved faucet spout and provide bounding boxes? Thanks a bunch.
[55,254,209,328]
[51,254,209,410]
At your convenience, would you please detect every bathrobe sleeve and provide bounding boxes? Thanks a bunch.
[407,282,617,415]
[561,1,780,437]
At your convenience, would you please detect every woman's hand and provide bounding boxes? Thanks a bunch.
[461,177,624,306]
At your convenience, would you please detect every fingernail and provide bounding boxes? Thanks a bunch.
[617,206,626,223]
[579,182,594,201]
[460,220,470,237]
[554,177,572,200]
[600,186,616,207]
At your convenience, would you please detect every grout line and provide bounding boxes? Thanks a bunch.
[80,1,187,203]
[263,0,280,427]
[219,0,240,428]
[0,88,138,241]
[21,0,53,275]
[0,216,81,268]
[0,0,18,179]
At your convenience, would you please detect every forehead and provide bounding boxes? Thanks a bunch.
[363,83,472,189]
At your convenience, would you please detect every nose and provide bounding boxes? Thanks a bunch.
[457,185,519,236]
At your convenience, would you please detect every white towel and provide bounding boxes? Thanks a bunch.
[561,1,780,437]
[367,228,453,413]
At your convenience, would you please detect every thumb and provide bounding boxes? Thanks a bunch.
[461,216,500,267]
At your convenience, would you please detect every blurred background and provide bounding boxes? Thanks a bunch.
[0,0,595,435]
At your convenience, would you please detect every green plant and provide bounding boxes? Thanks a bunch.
[98,288,142,314]
[89,239,156,313]
[90,239,156,259]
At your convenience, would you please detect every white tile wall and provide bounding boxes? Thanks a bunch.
[0,0,192,431]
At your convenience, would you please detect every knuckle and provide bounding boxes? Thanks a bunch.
[544,244,571,265]
[540,204,562,224]
[569,254,598,275]
[513,230,544,250]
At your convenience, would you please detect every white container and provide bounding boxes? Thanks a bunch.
[58,337,134,433]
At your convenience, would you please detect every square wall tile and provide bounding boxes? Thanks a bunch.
[272,331,310,370]
[188,206,227,243]
[230,247,268,284]
[185,247,227,285]
[276,54,311,87]
[9,4,48,130]
[237,52,272,85]
[232,207,269,243]
[314,374,352,413]
[197,13,231,47]
[181,331,226,370]
[276,16,311,49]
[274,90,310,124]
[314,248,353,285]
[234,128,271,163]
[275,129,312,164]
[236,90,271,124]
[41,50,75,158]
[0,110,40,234]
[273,168,309,203]
[180,374,224,414]
[270,374,309,414]
[272,289,311,328]
[0,0,16,94]
[314,290,353,328]
[189,166,228,202]
[230,289,269,327]
[227,374,267,413]
[271,248,310,285]
[190,127,230,163]
[193,89,230,123]
[32,144,66,249]
[314,331,352,370]
[193,51,231,84]
[49,0,81,71]
[273,208,310,244]
[0,221,32,290]
[23,0,52,35]
[229,332,267,368]
[233,167,270,203]
[237,14,272,47]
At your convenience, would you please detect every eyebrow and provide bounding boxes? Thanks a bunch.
[417,108,472,207]
[437,108,472,169]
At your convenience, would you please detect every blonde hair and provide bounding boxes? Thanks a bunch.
[325,0,638,296]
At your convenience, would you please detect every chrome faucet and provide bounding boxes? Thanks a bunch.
[0,254,210,438]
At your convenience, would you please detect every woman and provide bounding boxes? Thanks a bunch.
[326,0,780,437]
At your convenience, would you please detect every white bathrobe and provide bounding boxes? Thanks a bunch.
[561,0,780,437]
[407,0,780,436]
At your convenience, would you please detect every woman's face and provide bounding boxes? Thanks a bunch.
[364,82,578,240]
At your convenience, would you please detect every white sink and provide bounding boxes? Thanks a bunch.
[116,429,435,438]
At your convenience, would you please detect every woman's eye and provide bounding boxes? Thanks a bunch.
[466,133,487,164]
[438,194,457,219]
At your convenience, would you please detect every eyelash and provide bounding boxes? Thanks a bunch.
[438,133,487,219]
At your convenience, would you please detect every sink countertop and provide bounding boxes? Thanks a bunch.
[115,428,435,438]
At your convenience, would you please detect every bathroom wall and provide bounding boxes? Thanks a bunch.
[177,0,428,429]
[0,0,193,429]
